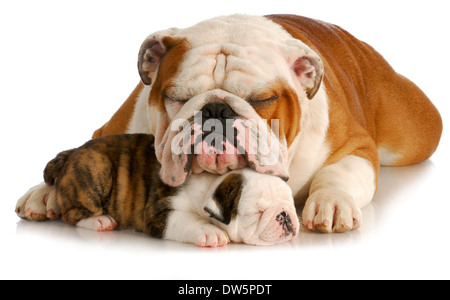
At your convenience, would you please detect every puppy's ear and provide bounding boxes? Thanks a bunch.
[203,173,244,225]
[137,29,181,85]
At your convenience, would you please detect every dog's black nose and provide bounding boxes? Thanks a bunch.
[276,211,294,233]
[201,102,237,120]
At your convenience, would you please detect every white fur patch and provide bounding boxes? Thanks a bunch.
[126,85,152,134]
[165,210,229,247]
[287,86,330,203]
[76,215,118,232]
[378,147,401,166]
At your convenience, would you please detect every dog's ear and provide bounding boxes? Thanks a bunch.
[285,40,324,100]
[203,173,244,225]
[137,29,181,86]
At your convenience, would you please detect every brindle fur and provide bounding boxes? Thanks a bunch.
[44,134,178,238]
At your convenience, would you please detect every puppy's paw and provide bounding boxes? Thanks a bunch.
[195,225,229,248]
[15,182,61,221]
[76,215,118,232]
[302,190,362,233]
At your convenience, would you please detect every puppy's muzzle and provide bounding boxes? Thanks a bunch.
[276,211,295,234]
[258,203,299,244]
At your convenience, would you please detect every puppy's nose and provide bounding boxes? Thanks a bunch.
[201,102,237,120]
[276,211,294,233]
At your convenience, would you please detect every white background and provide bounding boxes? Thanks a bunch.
[1,0,449,279]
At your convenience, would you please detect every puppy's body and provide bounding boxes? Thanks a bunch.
[44,134,174,237]
[44,134,299,246]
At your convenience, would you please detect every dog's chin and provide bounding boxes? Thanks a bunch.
[191,152,248,175]
[188,136,247,174]
[239,223,297,246]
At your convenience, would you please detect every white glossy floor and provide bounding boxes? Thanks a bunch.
[1,0,449,280]
[2,154,450,280]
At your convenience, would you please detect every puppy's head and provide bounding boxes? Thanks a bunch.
[203,169,299,245]
[137,15,324,186]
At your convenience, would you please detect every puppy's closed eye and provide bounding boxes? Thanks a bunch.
[204,207,226,223]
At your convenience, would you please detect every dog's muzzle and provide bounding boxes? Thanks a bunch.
[155,90,290,187]
[189,102,246,174]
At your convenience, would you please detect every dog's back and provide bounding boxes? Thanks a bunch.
[266,14,442,167]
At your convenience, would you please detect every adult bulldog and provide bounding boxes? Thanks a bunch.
[16,14,442,233]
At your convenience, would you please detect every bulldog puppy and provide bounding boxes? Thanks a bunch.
[172,169,299,246]
[17,14,442,233]
[27,134,298,247]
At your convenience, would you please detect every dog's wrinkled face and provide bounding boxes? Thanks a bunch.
[138,15,323,186]
[203,170,299,245]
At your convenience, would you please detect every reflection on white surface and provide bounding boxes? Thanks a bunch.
[13,160,434,249]
[6,159,450,279]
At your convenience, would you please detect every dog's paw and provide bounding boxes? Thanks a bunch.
[302,190,362,233]
[76,215,118,232]
[15,182,61,221]
[195,224,230,248]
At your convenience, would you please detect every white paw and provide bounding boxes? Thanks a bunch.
[15,182,61,221]
[302,190,362,233]
[76,215,118,232]
[195,224,230,248]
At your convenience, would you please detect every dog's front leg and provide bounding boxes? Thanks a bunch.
[164,210,230,247]
[302,155,377,233]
